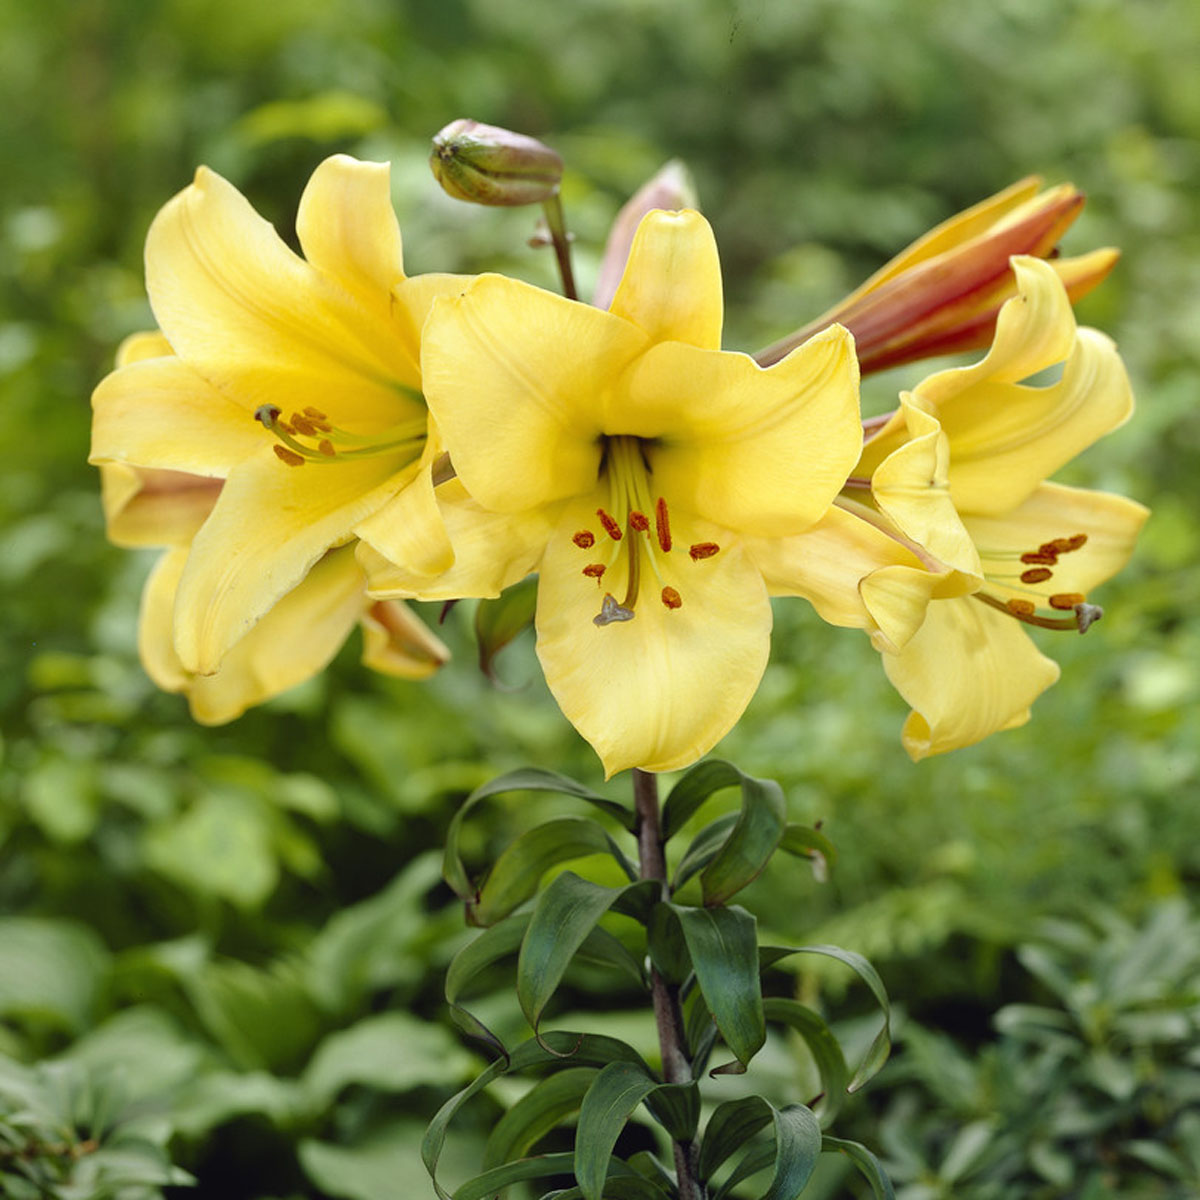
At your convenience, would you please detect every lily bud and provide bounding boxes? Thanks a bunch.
[756,178,1118,374]
[430,119,563,207]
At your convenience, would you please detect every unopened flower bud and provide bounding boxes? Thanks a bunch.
[430,119,563,207]
[756,177,1118,375]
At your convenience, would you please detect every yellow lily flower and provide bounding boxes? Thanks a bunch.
[90,155,467,676]
[98,332,449,724]
[396,208,863,776]
[852,256,1148,759]
[757,176,1118,374]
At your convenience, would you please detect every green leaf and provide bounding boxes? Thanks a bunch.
[672,814,738,892]
[821,1136,895,1199]
[576,1062,663,1200]
[445,769,635,902]
[472,816,637,926]
[762,997,850,1125]
[455,1152,576,1200]
[674,905,764,1072]
[424,1034,650,1200]
[699,772,786,906]
[644,1080,700,1142]
[303,1011,475,1105]
[519,874,625,1031]
[647,903,690,984]
[662,760,745,839]
[761,944,891,1089]
[699,1096,773,1179]
[475,576,537,683]
[704,1099,821,1200]
[659,760,786,904]
[484,1068,597,1167]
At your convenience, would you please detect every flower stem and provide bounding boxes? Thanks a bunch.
[632,768,706,1200]
[541,192,578,301]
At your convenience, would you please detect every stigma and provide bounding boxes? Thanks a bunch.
[255,405,426,466]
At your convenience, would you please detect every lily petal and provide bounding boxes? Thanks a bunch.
[421,276,648,511]
[144,546,367,724]
[295,155,406,308]
[361,601,451,679]
[101,464,220,548]
[744,504,947,652]
[914,257,1076,404]
[607,209,723,349]
[635,325,862,537]
[882,595,1061,760]
[91,356,266,476]
[146,165,420,424]
[536,495,771,776]
[867,394,982,577]
[360,478,556,600]
[173,448,412,674]
[940,328,1134,515]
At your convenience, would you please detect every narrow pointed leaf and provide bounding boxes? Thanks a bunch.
[699,773,786,906]
[699,1096,774,1180]
[646,903,690,984]
[424,1034,651,1199]
[484,1068,597,1168]
[456,1153,659,1200]
[672,814,738,892]
[472,817,637,926]
[576,1062,663,1200]
[674,905,764,1071]
[644,1080,700,1142]
[821,1136,896,1199]
[518,873,622,1030]
[761,943,891,1089]
[762,997,851,1125]
[707,1101,820,1200]
[662,760,780,841]
[475,576,537,683]
[445,769,635,900]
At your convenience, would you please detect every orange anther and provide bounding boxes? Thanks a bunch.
[661,586,682,609]
[629,510,649,532]
[582,563,606,581]
[303,406,328,420]
[318,439,336,457]
[655,498,672,552]
[1006,598,1036,616]
[1020,567,1053,584]
[573,530,596,549]
[1049,592,1086,609]
[597,509,623,541]
[689,542,720,561]
[273,445,305,467]
[290,414,318,437]
[1065,533,1088,551]
[1020,551,1057,565]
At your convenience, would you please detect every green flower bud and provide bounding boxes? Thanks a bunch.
[430,119,563,207]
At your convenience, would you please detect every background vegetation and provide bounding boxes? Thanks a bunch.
[1,0,1198,1196]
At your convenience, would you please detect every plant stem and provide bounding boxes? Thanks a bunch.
[632,768,706,1200]
[541,192,578,301]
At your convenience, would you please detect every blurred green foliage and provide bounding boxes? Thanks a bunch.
[1,0,1198,1195]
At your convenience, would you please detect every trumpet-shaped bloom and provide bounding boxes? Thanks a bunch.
[757,177,1118,374]
[90,155,467,675]
[853,257,1147,758]
[98,333,449,723]
[389,209,867,776]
